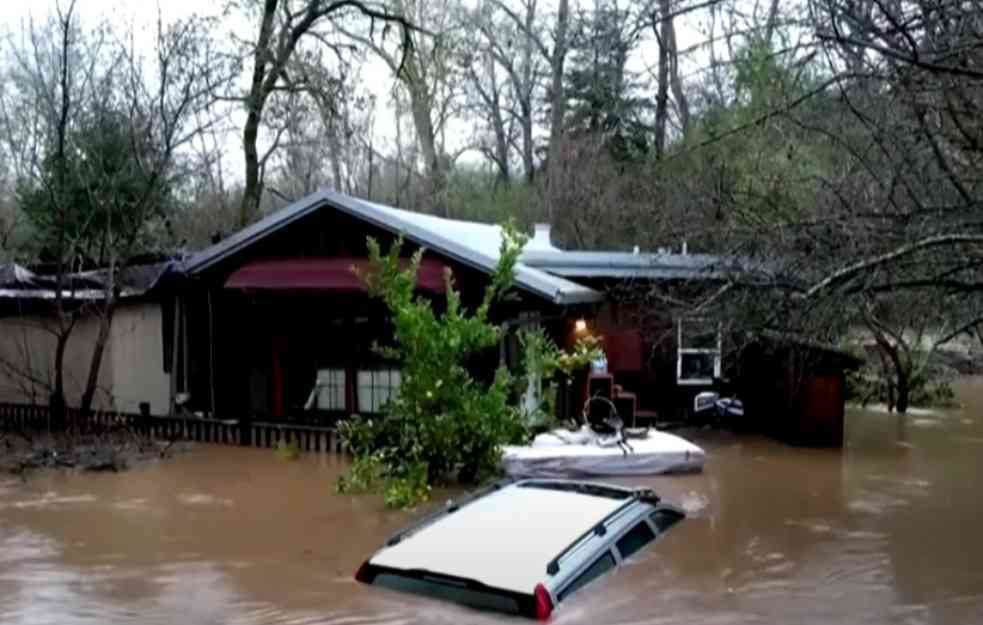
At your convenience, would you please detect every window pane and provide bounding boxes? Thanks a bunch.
[616,522,656,561]
[357,369,401,413]
[357,370,374,413]
[558,552,616,601]
[679,352,715,380]
[373,573,521,615]
[651,509,684,533]
[316,369,345,410]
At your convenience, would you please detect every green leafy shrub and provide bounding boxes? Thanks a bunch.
[518,327,603,430]
[337,224,529,507]
[274,438,300,461]
[382,462,431,508]
[336,454,385,494]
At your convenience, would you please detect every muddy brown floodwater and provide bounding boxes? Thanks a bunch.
[3,379,983,625]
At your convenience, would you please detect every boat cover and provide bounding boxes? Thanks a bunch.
[501,427,705,478]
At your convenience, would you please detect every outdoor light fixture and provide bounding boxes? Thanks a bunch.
[574,319,588,333]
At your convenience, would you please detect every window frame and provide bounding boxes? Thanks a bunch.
[313,368,347,411]
[557,548,617,602]
[356,367,402,414]
[676,318,722,386]
[614,519,657,561]
[650,507,685,533]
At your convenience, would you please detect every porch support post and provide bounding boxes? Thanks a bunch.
[169,296,180,416]
[208,289,217,419]
[182,296,190,398]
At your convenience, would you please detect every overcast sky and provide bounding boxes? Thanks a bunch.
[0,0,715,178]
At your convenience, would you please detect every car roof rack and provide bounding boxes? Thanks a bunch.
[517,479,637,500]
[545,487,660,576]
[384,477,515,547]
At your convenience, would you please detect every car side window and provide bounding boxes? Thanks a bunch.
[616,521,656,561]
[558,551,616,601]
[651,508,684,533]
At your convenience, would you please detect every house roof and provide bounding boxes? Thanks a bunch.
[0,261,176,301]
[520,250,731,280]
[183,190,603,306]
[0,263,41,289]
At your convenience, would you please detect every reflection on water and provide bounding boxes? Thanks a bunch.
[3,378,983,625]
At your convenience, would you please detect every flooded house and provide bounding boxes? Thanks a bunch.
[0,190,858,445]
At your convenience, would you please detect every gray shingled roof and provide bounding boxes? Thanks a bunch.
[183,190,603,306]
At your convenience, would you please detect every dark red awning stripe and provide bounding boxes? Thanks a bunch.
[223,257,448,292]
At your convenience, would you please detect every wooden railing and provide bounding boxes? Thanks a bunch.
[0,403,344,454]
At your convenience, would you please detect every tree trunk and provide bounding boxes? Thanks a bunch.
[409,84,445,214]
[367,133,375,200]
[545,0,570,218]
[488,60,510,186]
[654,1,671,157]
[80,299,115,417]
[493,116,511,187]
[239,0,278,227]
[328,126,346,192]
[521,104,535,182]
[895,367,911,415]
[521,0,536,182]
[52,329,70,424]
[240,107,263,225]
[666,14,690,136]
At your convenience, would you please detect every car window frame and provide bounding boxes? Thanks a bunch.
[557,548,617,601]
[650,506,685,534]
[614,517,658,561]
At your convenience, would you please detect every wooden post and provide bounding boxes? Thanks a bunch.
[169,296,180,416]
[208,290,217,419]
[271,335,287,419]
[182,296,190,401]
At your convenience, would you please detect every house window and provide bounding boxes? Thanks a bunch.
[357,369,401,413]
[315,368,346,411]
[676,318,721,386]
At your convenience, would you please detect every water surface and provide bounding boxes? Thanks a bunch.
[2,379,983,624]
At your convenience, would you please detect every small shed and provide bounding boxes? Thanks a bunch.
[736,332,863,447]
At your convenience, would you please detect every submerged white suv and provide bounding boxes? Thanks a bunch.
[355,479,685,620]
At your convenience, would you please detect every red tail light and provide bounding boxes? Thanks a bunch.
[354,560,373,583]
[534,583,553,621]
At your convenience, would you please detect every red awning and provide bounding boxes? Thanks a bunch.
[223,257,448,292]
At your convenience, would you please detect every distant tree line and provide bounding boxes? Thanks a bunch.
[0,0,980,413]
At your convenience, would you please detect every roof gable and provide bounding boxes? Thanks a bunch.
[183,190,602,306]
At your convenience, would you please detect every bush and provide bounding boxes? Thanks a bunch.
[337,224,529,507]
[518,327,603,431]
[336,454,385,493]
[273,438,301,461]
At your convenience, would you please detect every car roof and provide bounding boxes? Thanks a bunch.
[369,481,644,594]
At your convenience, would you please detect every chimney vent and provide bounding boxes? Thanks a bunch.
[527,223,558,252]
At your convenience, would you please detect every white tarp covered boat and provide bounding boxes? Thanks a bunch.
[501,427,705,478]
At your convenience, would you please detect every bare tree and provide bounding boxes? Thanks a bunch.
[4,4,225,417]
[464,45,514,186]
[340,0,459,214]
[236,0,416,225]
[544,0,570,217]
[470,0,543,182]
